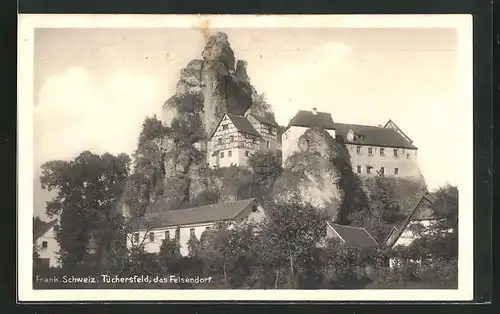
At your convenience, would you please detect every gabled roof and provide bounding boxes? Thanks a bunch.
[249,113,279,126]
[371,224,399,244]
[385,192,435,247]
[131,198,259,231]
[333,122,417,150]
[34,219,58,241]
[328,223,379,249]
[383,119,414,144]
[284,110,336,132]
[210,113,261,139]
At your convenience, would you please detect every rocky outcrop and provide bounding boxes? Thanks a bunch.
[201,32,253,135]
[272,128,350,218]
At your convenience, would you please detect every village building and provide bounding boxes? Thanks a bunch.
[206,112,279,168]
[281,108,421,178]
[381,192,440,249]
[128,198,266,256]
[34,219,61,268]
[325,222,379,249]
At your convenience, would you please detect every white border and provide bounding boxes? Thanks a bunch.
[18,14,473,302]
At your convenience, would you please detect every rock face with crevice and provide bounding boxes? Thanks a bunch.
[272,128,351,219]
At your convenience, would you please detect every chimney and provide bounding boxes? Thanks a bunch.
[347,129,355,142]
[312,107,318,115]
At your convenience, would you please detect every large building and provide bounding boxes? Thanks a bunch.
[128,198,266,256]
[281,108,421,178]
[206,111,279,168]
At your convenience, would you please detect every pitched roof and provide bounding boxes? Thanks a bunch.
[131,198,258,230]
[328,223,379,249]
[210,113,261,139]
[333,122,417,149]
[385,192,435,247]
[34,219,58,241]
[371,224,399,244]
[384,119,414,144]
[285,110,336,131]
[249,113,279,126]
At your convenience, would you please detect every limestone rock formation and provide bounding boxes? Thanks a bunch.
[201,32,253,134]
[272,128,351,219]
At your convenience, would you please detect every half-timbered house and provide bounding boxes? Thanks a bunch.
[207,113,263,168]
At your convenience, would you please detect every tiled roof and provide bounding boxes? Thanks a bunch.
[333,122,417,149]
[285,110,336,131]
[131,198,258,231]
[329,223,379,249]
[250,113,279,126]
[210,113,261,139]
[34,219,58,241]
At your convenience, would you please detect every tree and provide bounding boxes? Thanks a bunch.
[40,151,131,268]
[370,170,405,225]
[256,199,329,288]
[247,151,283,190]
[138,115,169,148]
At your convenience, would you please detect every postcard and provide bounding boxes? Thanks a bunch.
[18,14,473,301]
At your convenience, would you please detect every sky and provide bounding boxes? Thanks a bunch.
[33,26,464,219]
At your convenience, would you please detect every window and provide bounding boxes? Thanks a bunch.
[393,149,399,157]
[368,147,373,155]
[149,232,155,242]
[229,135,234,142]
[222,124,229,130]
[406,153,411,159]
[380,167,385,175]
[356,165,362,174]
[134,233,139,243]
[205,226,211,230]
[175,228,180,239]
[266,141,270,148]
[42,241,48,249]
[164,230,170,239]
[366,166,372,174]
[380,148,385,156]
[245,151,249,157]
[395,168,399,175]
[356,146,361,154]
[190,228,196,238]
[220,152,224,158]
[228,150,232,157]
[217,138,222,145]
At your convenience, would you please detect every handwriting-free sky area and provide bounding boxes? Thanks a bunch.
[33,27,464,219]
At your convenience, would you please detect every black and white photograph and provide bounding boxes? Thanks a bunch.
[18,14,473,301]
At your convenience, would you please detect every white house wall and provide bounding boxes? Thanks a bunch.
[129,222,217,256]
[35,226,61,268]
[347,144,421,178]
[128,203,267,257]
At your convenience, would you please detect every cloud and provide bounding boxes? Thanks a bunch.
[264,42,353,125]
[34,67,164,167]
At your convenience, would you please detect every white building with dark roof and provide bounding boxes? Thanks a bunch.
[128,198,266,256]
[282,108,421,179]
[34,219,61,268]
[207,112,279,168]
